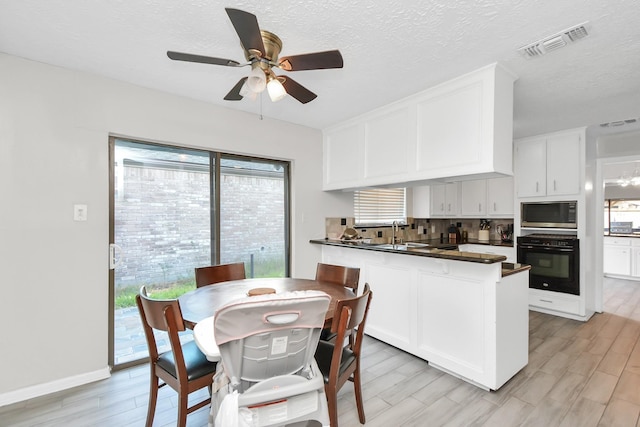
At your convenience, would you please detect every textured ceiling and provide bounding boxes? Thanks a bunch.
[1,0,639,139]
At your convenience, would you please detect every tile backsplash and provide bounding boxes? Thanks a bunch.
[325,217,513,243]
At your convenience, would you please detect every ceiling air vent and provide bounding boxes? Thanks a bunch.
[518,21,590,58]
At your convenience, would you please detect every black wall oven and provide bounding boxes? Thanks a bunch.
[517,234,580,295]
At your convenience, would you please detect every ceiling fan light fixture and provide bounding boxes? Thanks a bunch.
[267,77,287,102]
[239,82,257,100]
[246,67,266,93]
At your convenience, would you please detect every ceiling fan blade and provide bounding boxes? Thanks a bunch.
[278,50,343,71]
[167,51,242,67]
[225,8,266,57]
[224,77,248,101]
[280,76,317,104]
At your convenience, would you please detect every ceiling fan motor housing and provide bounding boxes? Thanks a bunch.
[245,30,282,71]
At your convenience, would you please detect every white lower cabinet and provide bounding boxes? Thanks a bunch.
[320,245,529,390]
[633,248,640,277]
[603,237,635,278]
[528,290,581,316]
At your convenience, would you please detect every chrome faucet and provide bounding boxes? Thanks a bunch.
[392,221,399,245]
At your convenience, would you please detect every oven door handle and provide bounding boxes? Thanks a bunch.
[519,245,574,252]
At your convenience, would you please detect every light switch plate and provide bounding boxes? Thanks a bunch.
[74,204,88,221]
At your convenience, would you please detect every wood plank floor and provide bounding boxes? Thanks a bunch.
[2,277,640,427]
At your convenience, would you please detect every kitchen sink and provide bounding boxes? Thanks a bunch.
[375,243,410,250]
[374,242,458,251]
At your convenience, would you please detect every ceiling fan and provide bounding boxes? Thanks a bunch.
[167,8,343,104]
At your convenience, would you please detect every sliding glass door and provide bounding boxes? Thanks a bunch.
[109,138,290,368]
[219,155,289,278]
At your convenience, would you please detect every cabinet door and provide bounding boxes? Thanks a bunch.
[633,248,640,277]
[546,133,580,196]
[412,186,430,218]
[323,123,364,189]
[363,107,410,182]
[461,180,486,217]
[487,176,514,217]
[515,138,546,197]
[444,183,459,216]
[415,80,484,174]
[430,184,446,217]
[603,245,632,276]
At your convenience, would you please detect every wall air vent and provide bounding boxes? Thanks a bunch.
[600,118,638,128]
[518,21,590,58]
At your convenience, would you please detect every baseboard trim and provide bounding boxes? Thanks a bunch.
[0,367,111,407]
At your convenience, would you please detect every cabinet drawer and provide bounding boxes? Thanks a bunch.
[529,293,580,315]
[605,237,632,246]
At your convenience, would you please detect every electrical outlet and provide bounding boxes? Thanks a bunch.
[341,218,347,226]
[377,231,383,238]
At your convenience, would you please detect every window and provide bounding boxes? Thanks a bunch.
[354,188,406,226]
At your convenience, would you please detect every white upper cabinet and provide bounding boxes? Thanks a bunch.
[461,180,487,216]
[430,183,459,217]
[515,130,582,198]
[460,176,514,218]
[412,185,430,218]
[487,176,514,217]
[514,139,546,197]
[546,133,581,196]
[323,123,364,189]
[363,107,411,183]
[323,63,517,191]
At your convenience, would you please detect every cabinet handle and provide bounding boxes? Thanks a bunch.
[554,180,557,191]
[536,182,539,193]
[447,203,451,212]
[478,203,481,212]
[441,203,444,212]
[540,299,553,303]
[493,202,497,211]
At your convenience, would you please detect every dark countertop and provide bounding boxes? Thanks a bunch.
[381,237,514,247]
[501,262,531,277]
[310,238,507,265]
[605,233,640,238]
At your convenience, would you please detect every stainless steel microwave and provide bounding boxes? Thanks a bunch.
[521,201,577,229]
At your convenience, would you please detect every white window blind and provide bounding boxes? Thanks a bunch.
[354,188,407,225]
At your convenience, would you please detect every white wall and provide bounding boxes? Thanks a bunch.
[0,53,352,403]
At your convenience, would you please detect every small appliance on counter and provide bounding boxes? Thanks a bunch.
[496,224,513,243]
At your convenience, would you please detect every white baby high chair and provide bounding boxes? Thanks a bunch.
[210,290,331,427]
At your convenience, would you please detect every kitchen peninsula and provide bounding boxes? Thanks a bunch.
[310,239,530,390]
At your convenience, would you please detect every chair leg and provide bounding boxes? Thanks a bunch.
[145,371,159,427]
[177,391,189,427]
[353,368,366,424]
[325,383,339,427]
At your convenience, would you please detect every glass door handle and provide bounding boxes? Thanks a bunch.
[109,243,123,269]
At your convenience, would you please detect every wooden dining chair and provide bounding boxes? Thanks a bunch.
[314,283,373,427]
[194,262,246,288]
[316,263,360,344]
[315,262,360,293]
[136,286,217,427]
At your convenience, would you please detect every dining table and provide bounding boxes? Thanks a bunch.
[178,277,357,361]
